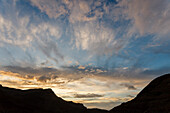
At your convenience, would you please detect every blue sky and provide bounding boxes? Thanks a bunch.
[0,0,170,110]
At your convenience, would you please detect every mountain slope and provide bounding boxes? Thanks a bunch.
[110,74,170,113]
[0,85,107,113]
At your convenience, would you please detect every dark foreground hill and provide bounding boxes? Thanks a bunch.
[0,85,107,113]
[110,74,170,113]
[0,74,169,113]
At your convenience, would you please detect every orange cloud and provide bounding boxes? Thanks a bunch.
[78,65,86,69]
[0,70,20,77]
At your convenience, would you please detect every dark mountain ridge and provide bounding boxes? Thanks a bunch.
[110,73,170,113]
[0,84,107,113]
[0,74,170,113]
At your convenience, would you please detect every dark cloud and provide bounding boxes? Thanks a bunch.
[62,65,108,75]
[2,66,60,82]
[74,93,104,98]
[127,95,134,98]
[41,60,49,66]
[0,80,19,85]
[3,66,58,75]
[120,83,137,90]
[61,95,72,98]
[38,76,51,82]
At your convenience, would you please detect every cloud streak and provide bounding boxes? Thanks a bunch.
[74,93,104,98]
[120,83,137,90]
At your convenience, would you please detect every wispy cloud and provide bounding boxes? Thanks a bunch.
[118,0,170,37]
[141,66,170,76]
[0,1,64,65]
[1,0,170,68]
[73,93,104,98]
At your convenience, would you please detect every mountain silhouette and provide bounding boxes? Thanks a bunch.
[0,74,169,113]
[0,85,107,113]
[110,74,170,113]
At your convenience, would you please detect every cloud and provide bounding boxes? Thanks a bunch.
[41,60,49,66]
[141,66,170,76]
[1,65,109,83]
[127,95,134,98]
[78,65,86,70]
[144,43,170,54]
[30,22,64,63]
[68,0,105,23]
[30,0,105,23]
[118,0,170,37]
[30,0,121,56]
[22,0,170,66]
[3,66,58,75]
[74,93,104,98]
[0,70,21,78]
[62,65,108,76]
[101,0,170,56]
[2,66,59,82]
[62,64,168,80]
[30,0,124,56]
[69,0,92,23]
[73,21,118,55]
[120,83,137,90]
[1,0,169,69]
[30,0,69,19]
[1,65,106,83]
[0,1,64,65]
[0,14,32,47]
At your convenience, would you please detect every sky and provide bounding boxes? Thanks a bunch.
[0,0,170,110]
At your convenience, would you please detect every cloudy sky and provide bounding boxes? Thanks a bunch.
[0,0,170,110]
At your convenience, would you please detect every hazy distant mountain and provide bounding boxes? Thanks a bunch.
[110,74,170,113]
[0,74,169,113]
